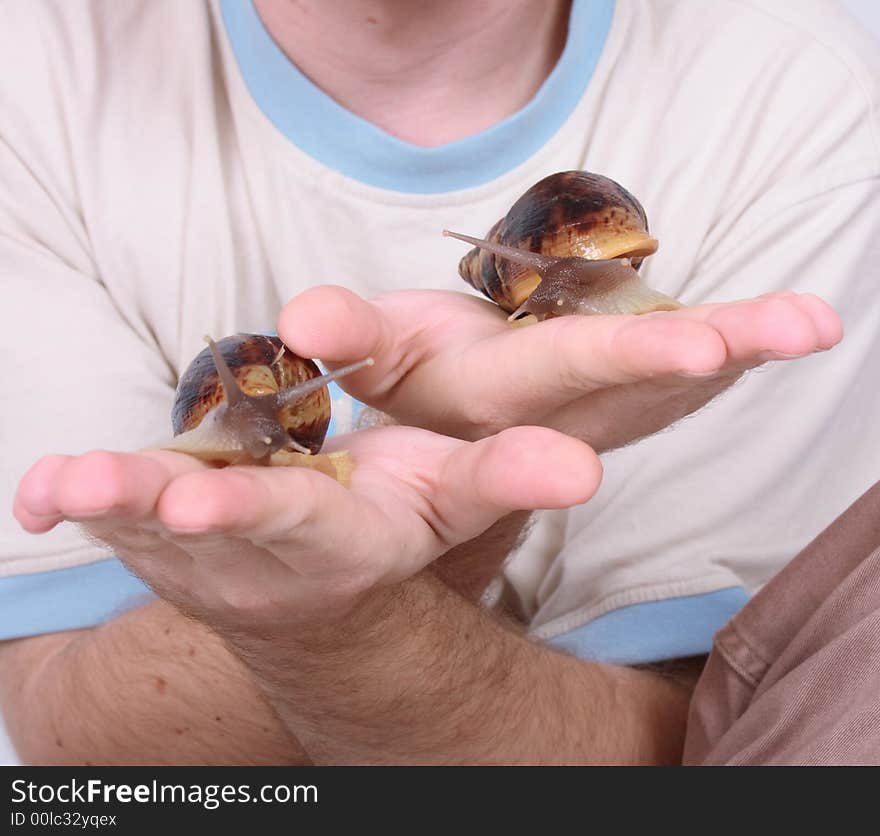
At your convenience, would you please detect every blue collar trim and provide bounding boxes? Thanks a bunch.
[549,587,751,665]
[219,0,615,193]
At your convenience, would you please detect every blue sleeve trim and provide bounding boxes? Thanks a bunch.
[0,560,156,640]
[0,376,366,642]
[547,587,750,665]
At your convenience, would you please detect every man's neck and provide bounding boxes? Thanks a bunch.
[252,0,571,147]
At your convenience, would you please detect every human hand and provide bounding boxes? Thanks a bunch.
[277,288,842,451]
[13,426,600,633]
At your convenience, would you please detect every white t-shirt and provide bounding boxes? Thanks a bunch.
[1,0,878,663]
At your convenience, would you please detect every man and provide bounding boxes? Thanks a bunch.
[1,0,877,764]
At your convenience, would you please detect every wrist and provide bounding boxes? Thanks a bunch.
[216,573,529,764]
[431,511,531,601]
[216,573,408,665]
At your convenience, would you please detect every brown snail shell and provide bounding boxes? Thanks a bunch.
[162,333,372,481]
[446,171,680,321]
[172,334,329,455]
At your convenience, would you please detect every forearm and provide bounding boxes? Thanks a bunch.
[0,508,527,766]
[0,600,306,765]
[431,510,531,601]
[224,572,693,765]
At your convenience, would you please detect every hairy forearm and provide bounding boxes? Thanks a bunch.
[0,511,525,765]
[0,600,305,765]
[224,572,693,765]
[431,510,531,601]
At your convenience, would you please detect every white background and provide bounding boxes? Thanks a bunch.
[1,0,877,768]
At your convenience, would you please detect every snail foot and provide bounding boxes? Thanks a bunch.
[508,258,681,321]
[268,449,355,486]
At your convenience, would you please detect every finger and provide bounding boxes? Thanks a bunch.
[654,293,841,364]
[278,287,842,443]
[14,449,206,533]
[428,426,603,546]
[277,285,498,399]
[694,296,825,366]
[154,465,344,537]
[278,286,728,426]
[155,462,392,565]
[14,455,71,533]
[788,293,843,350]
[276,285,401,396]
[523,313,729,385]
[425,314,729,433]
[155,460,434,597]
[154,426,601,586]
[277,285,386,360]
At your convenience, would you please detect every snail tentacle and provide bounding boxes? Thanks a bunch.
[273,357,374,409]
[443,229,559,273]
[205,335,246,406]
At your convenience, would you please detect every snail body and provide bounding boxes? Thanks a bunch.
[163,333,372,482]
[445,171,680,321]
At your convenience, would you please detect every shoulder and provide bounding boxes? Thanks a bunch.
[643,0,879,81]
[0,0,218,135]
[618,0,879,130]
[0,0,213,60]
[603,0,879,224]
[636,0,879,160]
[0,0,228,283]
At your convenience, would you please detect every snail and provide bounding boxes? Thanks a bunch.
[444,170,680,321]
[161,333,373,484]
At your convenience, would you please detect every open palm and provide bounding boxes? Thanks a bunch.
[14,425,600,631]
[277,287,842,451]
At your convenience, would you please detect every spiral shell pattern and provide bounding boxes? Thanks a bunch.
[459,171,658,313]
[172,334,331,455]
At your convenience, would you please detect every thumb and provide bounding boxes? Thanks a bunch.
[277,285,392,397]
[430,426,603,546]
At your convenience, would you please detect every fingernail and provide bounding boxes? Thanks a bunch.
[677,369,721,378]
[163,523,218,535]
[69,507,113,520]
[757,350,806,362]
